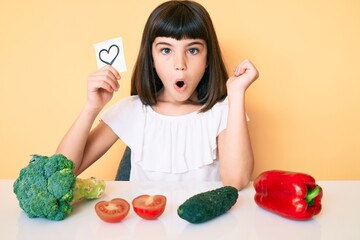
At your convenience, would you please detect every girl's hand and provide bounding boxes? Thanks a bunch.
[86,65,120,111]
[226,59,259,97]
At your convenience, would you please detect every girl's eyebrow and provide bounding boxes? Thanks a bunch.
[155,41,205,47]
[155,42,172,47]
[187,41,205,47]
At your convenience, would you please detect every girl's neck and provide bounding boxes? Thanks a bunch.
[152,94,203,117]
[151,89,202,116]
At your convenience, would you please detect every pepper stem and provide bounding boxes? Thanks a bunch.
[305,186,320,206]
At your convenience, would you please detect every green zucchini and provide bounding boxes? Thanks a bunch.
[177,186,238,223]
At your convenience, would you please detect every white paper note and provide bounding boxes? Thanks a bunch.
[93,37,127,72]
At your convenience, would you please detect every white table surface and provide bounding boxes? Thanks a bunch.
[1,180,359,240]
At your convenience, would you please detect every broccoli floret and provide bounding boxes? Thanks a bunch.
[13,154,106,221]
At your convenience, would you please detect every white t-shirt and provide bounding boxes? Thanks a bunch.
[101,95,229,182]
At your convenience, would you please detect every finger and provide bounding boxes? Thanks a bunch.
[234,59,254,77]
[89,78,115,93]
[100,65,121,80]
[89,68,120,89]
[241,60,259,79]
[93,67,120,81]
[89,75,119,91]
[102,70,120,89]
[91,65,121,85]
[234,62,247,77]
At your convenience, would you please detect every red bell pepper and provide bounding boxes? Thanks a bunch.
[254,170,323,220]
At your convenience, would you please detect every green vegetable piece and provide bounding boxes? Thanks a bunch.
[72,177,106,202]
[13,154,106,221]
[177,186,238,224]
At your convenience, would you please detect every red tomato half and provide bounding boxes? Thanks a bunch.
[132,195,167,220]
[95,198,130,223]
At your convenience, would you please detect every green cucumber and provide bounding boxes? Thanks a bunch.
[177,186,238,223]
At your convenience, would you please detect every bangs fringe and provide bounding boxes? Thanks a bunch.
[151,3,208,41]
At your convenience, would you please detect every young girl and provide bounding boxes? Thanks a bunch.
[56,0,258,190]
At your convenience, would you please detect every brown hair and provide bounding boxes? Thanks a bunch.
[131,0,228,112]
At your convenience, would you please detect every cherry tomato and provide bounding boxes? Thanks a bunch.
[132,195,167,220]
[95,198,130,223]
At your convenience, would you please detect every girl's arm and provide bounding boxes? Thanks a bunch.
[218,59,259,190]
[56,65,120,175]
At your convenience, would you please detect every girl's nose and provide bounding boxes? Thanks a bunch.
[175,66,185,71]
[174,54,187,71]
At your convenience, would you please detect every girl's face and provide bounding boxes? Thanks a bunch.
[152,37,207,103]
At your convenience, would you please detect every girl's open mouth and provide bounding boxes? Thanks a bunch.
[174,80,187,92]
[176,81,185,88]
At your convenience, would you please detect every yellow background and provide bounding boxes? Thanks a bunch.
[1,0,359,180]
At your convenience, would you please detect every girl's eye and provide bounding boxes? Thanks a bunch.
[161,48,171,55]
[188,48,199,55]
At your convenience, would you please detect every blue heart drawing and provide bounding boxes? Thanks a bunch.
[99,44,120,65]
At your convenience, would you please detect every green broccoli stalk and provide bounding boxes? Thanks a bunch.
[13,154,106,221]
[72,177,106,203]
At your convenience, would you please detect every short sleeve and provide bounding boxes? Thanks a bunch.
[100,96,145,153]
[212,97,229,135]
[212,97,250,136]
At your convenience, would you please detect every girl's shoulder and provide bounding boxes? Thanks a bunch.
[115,95,142,107]
[101,95,145,124]
[106,95,144,113]
[208,97,228,113]
[214,97,228,107]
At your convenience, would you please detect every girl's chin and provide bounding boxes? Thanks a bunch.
[158,88,196,103]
